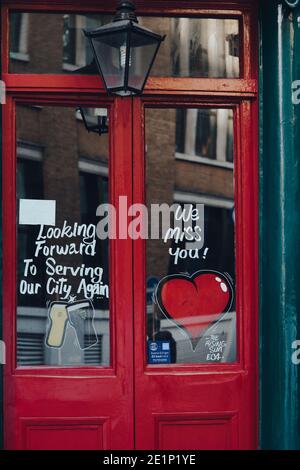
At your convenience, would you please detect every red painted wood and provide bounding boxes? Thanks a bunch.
[154,412,239,450]
[2,0,256,10]
[133,94,258,450]
[2,96,135,450]
[2,74,257,97]
[2,75,106,93]
[1,7,9,74]
[20,417,111,450]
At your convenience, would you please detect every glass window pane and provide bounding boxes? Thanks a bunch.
[9,13,239,78]
[141,18,240,78]
[9,13,112,74]
[146,108,236,365]
[175,108,234,163]
[16,105,110,367]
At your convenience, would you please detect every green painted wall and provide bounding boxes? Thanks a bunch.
[260,0,300,449]
[0,8,3,450]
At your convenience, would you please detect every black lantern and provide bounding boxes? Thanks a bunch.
[77,107,109,135]
[84,1,165,96]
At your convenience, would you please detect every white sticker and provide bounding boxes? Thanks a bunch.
[19,199,56,226]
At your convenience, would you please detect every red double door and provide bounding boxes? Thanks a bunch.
[3,93,258,450]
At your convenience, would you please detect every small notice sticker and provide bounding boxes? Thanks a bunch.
[19,199,56,226]
[148,340,171,364]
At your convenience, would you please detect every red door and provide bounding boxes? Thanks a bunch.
[3,95,258,452]
[3,96,135,450]
[2,0,258,451]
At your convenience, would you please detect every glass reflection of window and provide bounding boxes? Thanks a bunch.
[79,162,109,364]
[170,194,234,278]
[63,15,77,66]
[17,143,45,366]
[79,160,109,311]
[16,106,110,368]
[17,142,44,310]
[9,14,239,77]
[176,108,234,166]
[63,15,86,71]
[170,18,239,78]
[63,14,113,71]
[10,13,29,61]
[146,107,236,364]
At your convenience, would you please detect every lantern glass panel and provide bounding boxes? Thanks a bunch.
[127,31,160,91]
[91,31,128,91]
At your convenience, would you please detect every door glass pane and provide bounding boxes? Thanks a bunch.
[16,105,110,367]
[9,13,239,78]
[146,108,236,365]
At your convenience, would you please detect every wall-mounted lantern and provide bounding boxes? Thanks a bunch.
[84,0,166,96]
[77,107,109,135]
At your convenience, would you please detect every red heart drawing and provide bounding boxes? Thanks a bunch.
[155,271,233,350]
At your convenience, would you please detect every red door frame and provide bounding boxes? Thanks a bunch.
[1,0,259,450]
[133,96,258,450]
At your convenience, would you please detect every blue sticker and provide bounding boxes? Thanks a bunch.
[146,276,159,304]
[148,340,171,364]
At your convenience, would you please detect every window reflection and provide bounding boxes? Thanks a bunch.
[148,17,240,78]
[176,108,234,164]
[16,105,110,367]
[146,108,236,365]
[10,13,239,78]
[10,13,30,61]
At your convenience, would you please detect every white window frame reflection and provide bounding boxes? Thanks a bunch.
[174,191,234,210]
[175,108,234,169]
[171,17,240,78]
[17,142,45,366]
[62,14,87,71]
[17,141,43,162]
[62,14,112,72]
[10,13,30,62]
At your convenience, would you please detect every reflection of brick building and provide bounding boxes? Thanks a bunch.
[16,103,110,366]
[12,12,236,366]
[146,107,234,281]
[11,13,239,77]
[17,104,109,226]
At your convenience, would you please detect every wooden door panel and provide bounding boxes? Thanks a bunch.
[20,417,110,451]
[154,412,238,450]
[133,98,258,450]
[3,96,134,450]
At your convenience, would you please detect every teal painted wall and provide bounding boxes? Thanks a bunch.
[260,0,300,449]
[0,8,3,449]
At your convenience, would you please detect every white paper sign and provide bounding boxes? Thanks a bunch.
[19,199,56,226]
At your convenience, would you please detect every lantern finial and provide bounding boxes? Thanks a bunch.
[114,1,138,23]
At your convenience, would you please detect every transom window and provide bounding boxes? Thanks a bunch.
[9,12,240,78]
